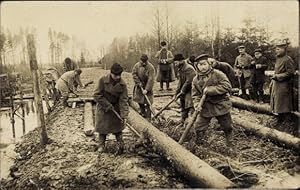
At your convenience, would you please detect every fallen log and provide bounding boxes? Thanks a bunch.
[84,102,94,136]
[232,115,300,151]
[127,107,235,188]
[230,96,300,118]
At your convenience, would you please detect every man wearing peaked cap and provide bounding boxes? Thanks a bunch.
[93,62,129,155]
[173,53,196,125]
[234,45,253,99]
[132,54,155,120]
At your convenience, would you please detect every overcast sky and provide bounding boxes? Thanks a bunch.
[1,1,299,62]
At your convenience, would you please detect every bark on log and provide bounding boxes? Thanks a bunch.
[232,115,300,151]
[127,107,235,188]
[84,102,94,136]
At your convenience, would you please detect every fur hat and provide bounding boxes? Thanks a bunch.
[110,63,123,75]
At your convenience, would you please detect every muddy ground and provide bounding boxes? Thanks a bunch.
[1,67,299,189]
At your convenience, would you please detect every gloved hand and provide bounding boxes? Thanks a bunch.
[142,89,147,95]
[122,118,127,124]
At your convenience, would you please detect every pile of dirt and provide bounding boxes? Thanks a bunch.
[1,103,189,189]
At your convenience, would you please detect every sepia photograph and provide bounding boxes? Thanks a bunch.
[0,1,299,189]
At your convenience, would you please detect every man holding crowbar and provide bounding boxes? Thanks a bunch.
[179,54,233,146]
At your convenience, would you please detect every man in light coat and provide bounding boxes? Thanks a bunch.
[234,45,253,99]
[270,40,295,123]
[55,69,84,107]
[93,63,129,154]
[132,54,155,119]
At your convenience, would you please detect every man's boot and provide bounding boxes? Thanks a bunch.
[115,133,124,155]
[97,134,106,153]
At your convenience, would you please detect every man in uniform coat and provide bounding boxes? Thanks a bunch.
[192,54,233,146]
[93,63,129,154]
[173,53,196,124]
[155,41,176,91]
[55,69,85,107]
[249,48,269,103]
[132,54,155,119]
[234,45,253,99]
[270,40,295,122]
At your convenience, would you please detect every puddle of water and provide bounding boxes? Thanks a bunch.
[0,99,52,179]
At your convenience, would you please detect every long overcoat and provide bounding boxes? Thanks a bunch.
[55,71,82,96]
[176,62,196,110]
[249,56,268,84]
[155,49,176,82]
[270,55,295,114]
[132,61,155,104]
[93,74,129,134]
[192,69,232,118]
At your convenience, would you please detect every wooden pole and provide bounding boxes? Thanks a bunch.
[127,107,235,188]
[10,94,15,138]
[27,34,48,145]
[20,91,26,135]
[38,70,51,113]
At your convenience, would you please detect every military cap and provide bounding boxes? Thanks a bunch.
[254,48,262,53]
[238,45,245,49]
[195,54,211,62]
[110,63,123,75]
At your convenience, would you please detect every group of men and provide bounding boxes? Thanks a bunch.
[54,40,295,155]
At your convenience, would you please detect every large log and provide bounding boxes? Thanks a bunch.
[127,107,235,188]
[230,96,300,118]
[84,102,94,136]
[232,115,300,151]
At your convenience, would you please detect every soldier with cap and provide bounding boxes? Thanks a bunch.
[132,54,155,119]
[249,48,269,103]
[155,41,176,91]
[55,69,85,107]
[173,53,196,124]
[93,63,129,154]
[234,45,253,99]
[270,40,295,123]
[192,54,233,146]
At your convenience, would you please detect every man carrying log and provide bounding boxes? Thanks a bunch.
[55,69,85,107]
[155,41,176,91]
[234,45,253,100]
[173,53,196,125]
[93,63,129,154]
[270,40,295,123]
[192,54,233,146]
[132,54,155,120]
[249,48,269,103]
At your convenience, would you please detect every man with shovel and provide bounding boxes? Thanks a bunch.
[192,54,233,146]
[173,53,196,125]
[132,54,155,120]
[93,63,129,154]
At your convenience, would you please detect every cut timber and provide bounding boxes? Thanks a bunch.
[127,107,235,188]
[232,115,300,151]
[230,96,271,115]
[84,102,94,136]
[230,96,300,118]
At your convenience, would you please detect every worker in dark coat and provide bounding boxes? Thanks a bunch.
[155,41,176,91]
[270,40,295,122]
[132,54,155,119]
[93,63,129,154]
[192,54,233,146]
[63,57,77,73]
[174,54,196,124]
[187,55,196,69]
[249,48,269,103]
[234,45,253,99]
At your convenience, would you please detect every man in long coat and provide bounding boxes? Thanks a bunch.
[249,48,269,103]
[155,41,176,91]
[270,41,295,122]
[192,54,233,146]
[173,54,196,124]
[93,63,129,154]
[234,45,253,99]
[55,69,84,107]
[132,54,155,119]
